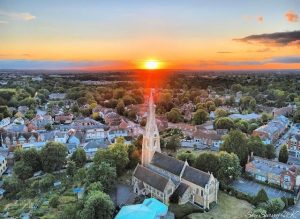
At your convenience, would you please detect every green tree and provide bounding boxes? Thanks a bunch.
[193,109,209,125]
[94,137,129,175]
[13,160,33,180]
[221,129,248,166]
[40,142,68,172]
[265,144,276,159]
[214,117,235,130]
[247,136,265,157]
[66,160,77,177]
[261,113,269,124]
[165,135,181,151]
[293,109,300,123]
[194,152,220,176]
[45,123,53,131]
[166,108,183,123]
[215,108,228,118]
[217,151,241,184]
[22,148,42,172]
[49,194,60,208]
[278,145,288,163]
[71,148,87,167]
[265,198,285,214]
[87,162,117,192]
[255,189,269,204]
[177,151,196,165]
[3,176,22,198]
[116,99,125,115]
[80,191,114,219]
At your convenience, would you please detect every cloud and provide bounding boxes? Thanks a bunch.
[0,20,7,24]
[257,16,264,22]
[233,30,300,46]
[217,51,233,54]
[285,11,299,22]
[222,56,300,66]
[0,60,125,70]
[0,10,36,21]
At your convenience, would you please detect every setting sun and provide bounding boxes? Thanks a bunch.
[145,60,159,70]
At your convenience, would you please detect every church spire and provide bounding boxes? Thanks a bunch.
[141,89,161,166]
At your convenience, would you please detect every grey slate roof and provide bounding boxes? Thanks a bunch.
[133,165,169,192]
[182,165,210,188]
[151,152,185,176]
[173,182,189,197]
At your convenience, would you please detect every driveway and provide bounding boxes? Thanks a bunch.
[273,201,300,219]
[231,178,294,199]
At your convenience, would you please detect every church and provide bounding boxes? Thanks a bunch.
[132,89,219,209]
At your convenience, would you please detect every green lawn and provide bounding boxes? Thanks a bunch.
[186,192,254,219]
[177,148,218,157]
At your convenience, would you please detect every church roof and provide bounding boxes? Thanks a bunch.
[172,182,189,198]
[182,165,210,188]
[150,152,185,176]
[133,165,169,192]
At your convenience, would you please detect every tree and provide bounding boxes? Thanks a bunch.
[214,117,235,130]
[45,123,53,131]
[215,108,228,118]
[80,191,114,219]
[293,109,300,123]
[49,194,60,208]
[71,148,87,167]
[116,100,125,115]
[255,189,269,204]
[13,160,33,180]
[193,109,208,125]
[3,176,22,198]
[264,198,285,214]
[22,148,42,172]
[194,152,220,175]
[278,145,288,163]
[177,151,196,166]
[66,160,77,177]
[235,120,249,133]
[40,142,68,172]
[127,144,140,169]
[87,162,117,192]
[261,113,269,124]
[247,136,265,157]
[94,138,129,175]
[221,129,248,166]
[265,144,276,159]
[217,151,241,184]
[165,136,181,151]
[166,108,183,123]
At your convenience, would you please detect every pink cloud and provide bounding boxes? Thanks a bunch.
[285,11,298,22]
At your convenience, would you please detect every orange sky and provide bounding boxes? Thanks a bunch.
[0,0,299,70]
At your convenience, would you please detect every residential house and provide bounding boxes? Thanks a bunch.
[245,156,300,191]
[54,114,73,124]
[31,114,53,130]
[253,115,289,144]
[288,134,300,158]
[272,105,295,118]
[181,129,223,150]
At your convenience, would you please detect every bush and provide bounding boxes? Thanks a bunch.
[254,189,268,205]
[49,195,60,208]
[264,198,285,214]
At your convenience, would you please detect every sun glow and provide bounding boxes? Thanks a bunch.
[144,60,160,70]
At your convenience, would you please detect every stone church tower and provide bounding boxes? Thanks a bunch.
[141,89,161,166]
